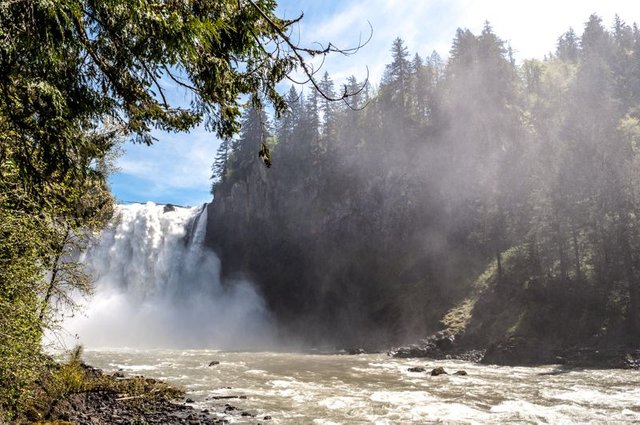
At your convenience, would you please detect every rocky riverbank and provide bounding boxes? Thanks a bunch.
[43,365,229,425]
[388,332,640,369]
[387,331,485,363]
[48,388,220,425]
[481,336,640,369]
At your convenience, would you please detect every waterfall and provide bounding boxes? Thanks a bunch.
[62,202,274,349]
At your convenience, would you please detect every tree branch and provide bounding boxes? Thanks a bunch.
[245,0,372,102]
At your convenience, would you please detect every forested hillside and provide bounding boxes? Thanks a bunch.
[207,15,640,351]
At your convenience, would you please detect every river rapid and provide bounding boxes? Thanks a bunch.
[82,349,640,424]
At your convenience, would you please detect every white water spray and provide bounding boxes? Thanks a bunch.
[63,202,274,349]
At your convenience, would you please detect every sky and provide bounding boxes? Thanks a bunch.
[109,0,640,207]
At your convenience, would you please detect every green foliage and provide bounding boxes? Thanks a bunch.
[0,173,49,420]
[441,299,475,335]
[21,346,184,422]
[0,0,310,190]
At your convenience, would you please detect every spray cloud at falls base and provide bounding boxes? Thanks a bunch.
[63,202,275,349]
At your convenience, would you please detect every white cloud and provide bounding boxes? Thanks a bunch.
[115,126,220,196]
[282,0,640,85]
[456,0,640,60]
[279,0,464,85]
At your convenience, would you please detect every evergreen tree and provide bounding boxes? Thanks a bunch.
[230,106,270,174]
[428,50,444,80]
[556,28,580,62]
[276,86,302,146]
[318,72,338,140]
[345,75,362,110]
[211,139,232,194]
[299,90,321,157]
[382,37,412,109]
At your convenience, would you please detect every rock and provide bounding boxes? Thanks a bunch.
[430,367,448,376]
[407,366,426,372]
[389,344,431,358]
[185,398,194,403]
[112,371,125,378]
[241,412,253,417]
[454,370,467,375]
[209,395,244,400]
[389,332,463,359]
[163,204,176,213]
[483,336,556,366]
[81,363,103,378]
[263,416,272,420]
[458,349,485,363]
[45,367,220,425]
[209,360,220,366]
[349,348,366,355]
[434,332,456,350]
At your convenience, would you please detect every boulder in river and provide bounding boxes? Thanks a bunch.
[208,360,220,366]
[454,370,468,375]
[349,348,366,355]
[430,367,448,376]
[408,366,426,372]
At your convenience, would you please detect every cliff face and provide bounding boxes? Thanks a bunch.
[205,154,474,348]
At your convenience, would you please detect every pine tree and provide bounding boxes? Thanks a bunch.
[344,75,362,110]
[382,37,412,109]
[301,90,322,159]
[276,86,302,146]
[428,50,444,80]
[318,71,337,139]
[211,139,231,194]
[556,28,579,62]
[229,106,269,175]
[409,52,436,123]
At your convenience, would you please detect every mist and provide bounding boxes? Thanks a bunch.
[61,203,276,350]
[207,14,640,350]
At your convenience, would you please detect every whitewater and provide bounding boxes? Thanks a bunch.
[82,349,640,424]
[62,202,274,349]
[59,203,640,424]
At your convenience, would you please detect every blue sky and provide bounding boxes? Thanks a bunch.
[110,0,640,207]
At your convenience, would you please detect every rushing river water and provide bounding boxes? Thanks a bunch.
[81,349,640,424]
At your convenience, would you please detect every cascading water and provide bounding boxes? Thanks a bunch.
[62,202,274,349]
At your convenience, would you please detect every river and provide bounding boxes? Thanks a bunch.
[82,349,640,424]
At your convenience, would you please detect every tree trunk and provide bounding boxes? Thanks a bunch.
[571,223,582,282]
[39,226,70,322]
[496,248,503,283]
[553,215,567,281]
